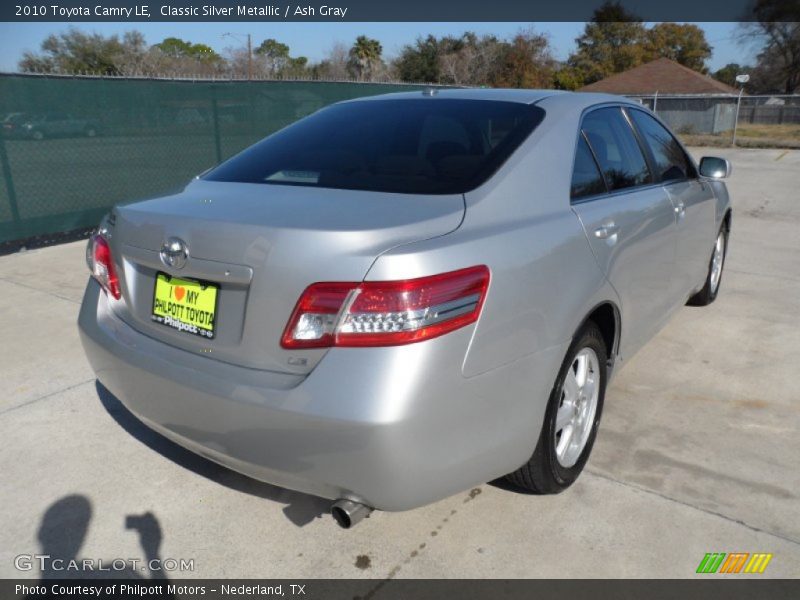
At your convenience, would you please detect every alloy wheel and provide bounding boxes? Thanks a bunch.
[555,347,601,468]
[710,231,725,294]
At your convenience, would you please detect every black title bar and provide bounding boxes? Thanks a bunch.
[4,0,799,22]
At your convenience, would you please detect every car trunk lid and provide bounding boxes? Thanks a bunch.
[107,179,465,375]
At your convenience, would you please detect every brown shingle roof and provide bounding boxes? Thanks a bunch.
[578,57,738,95]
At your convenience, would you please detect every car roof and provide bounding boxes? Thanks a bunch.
[345,88,639,109]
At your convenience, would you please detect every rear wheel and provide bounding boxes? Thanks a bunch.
[31,130,44,140]
[85,127,97,137]
[687,224,728,306]
[506,321,607,494]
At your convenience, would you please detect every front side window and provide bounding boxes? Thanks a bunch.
[581,107,652,192]
[628,109,696,182]
[205,99,545,195]
[571,134,607,200]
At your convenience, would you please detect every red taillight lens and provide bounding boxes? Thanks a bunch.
[86,233,121,300]
[281,266,490,349]
[280,282,354,349]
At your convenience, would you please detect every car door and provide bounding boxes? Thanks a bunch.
[626,108,717,301]
[45,113,68,136]
[62,114,81,135]
[570,106,678,359]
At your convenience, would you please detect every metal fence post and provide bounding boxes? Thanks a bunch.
[211,85,223,164]
[731,88,744,147]
[0,135,21,223]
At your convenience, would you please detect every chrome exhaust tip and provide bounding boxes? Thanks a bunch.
[331,499,373,529]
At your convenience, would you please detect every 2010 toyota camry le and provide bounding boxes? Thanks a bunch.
[79,89,732,528]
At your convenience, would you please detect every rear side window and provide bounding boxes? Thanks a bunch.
[581,107,652,192]
[205,99,544,195]
[628,109,696,182]
[571,134,607,200]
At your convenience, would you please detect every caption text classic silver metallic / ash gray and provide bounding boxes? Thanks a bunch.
[79,89,731,528]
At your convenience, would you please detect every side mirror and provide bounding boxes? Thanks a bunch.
[699,156,732,179]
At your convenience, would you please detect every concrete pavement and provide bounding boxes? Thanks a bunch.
[1,147,798,579]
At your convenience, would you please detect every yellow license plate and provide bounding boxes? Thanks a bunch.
[151,272,218,339]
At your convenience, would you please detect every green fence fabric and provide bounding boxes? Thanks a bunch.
[0,74,428,245]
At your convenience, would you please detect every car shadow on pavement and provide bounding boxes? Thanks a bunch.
[95,381,330,527]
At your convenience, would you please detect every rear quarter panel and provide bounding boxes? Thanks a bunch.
[364,99,622,476]
[369,96,622,377]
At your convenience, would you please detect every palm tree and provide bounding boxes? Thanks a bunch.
[348,36,383,81]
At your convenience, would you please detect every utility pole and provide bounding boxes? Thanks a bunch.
[247,33,252,81]
[223,32,253,80]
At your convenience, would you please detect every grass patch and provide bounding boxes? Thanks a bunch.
[735,123,800,140]
[679,123,800,149]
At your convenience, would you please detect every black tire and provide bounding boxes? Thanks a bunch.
[687,223,728,307]
[31,130,44,141]
[85,127,97,137]
[505,321,607,494]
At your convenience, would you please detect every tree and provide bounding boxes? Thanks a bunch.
[154,38,220,63]
[395,35,443,83]
[254,38,291,76]
[153,37,192,59]
[552,65,586,90]
[114,31,147,72]
[565,3,714,87]
[19,28,127,74]
[283,56,309,79]
[741,0,800,94]
[490,30,555,88]
[437,33,505,86]
[750,44,799,93]
[149,37,224,76]
[644,23,712,72]
[348,36,383,81]
[314,42,350,79]
[394,29,555,86]
[566,1,648,86]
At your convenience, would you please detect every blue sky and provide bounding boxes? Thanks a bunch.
[0,22,753,73]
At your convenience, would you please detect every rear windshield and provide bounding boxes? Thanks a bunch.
[204,99,545,195]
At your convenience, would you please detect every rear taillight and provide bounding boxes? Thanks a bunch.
[86,233,121,300]
[281,265,490,349]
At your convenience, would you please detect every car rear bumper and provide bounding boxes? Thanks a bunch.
[79,280,564,511]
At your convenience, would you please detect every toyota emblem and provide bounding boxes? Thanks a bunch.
[160,237,188,270]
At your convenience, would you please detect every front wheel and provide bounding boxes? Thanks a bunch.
[687,224,728,306]
[505,321,607,494]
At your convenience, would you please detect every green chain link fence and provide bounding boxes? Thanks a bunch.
[0,74,431,247]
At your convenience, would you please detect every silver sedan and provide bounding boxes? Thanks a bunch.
[79,89,731,528]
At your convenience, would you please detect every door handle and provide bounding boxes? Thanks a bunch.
[594,223,619,240]
[674,201,686,217]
